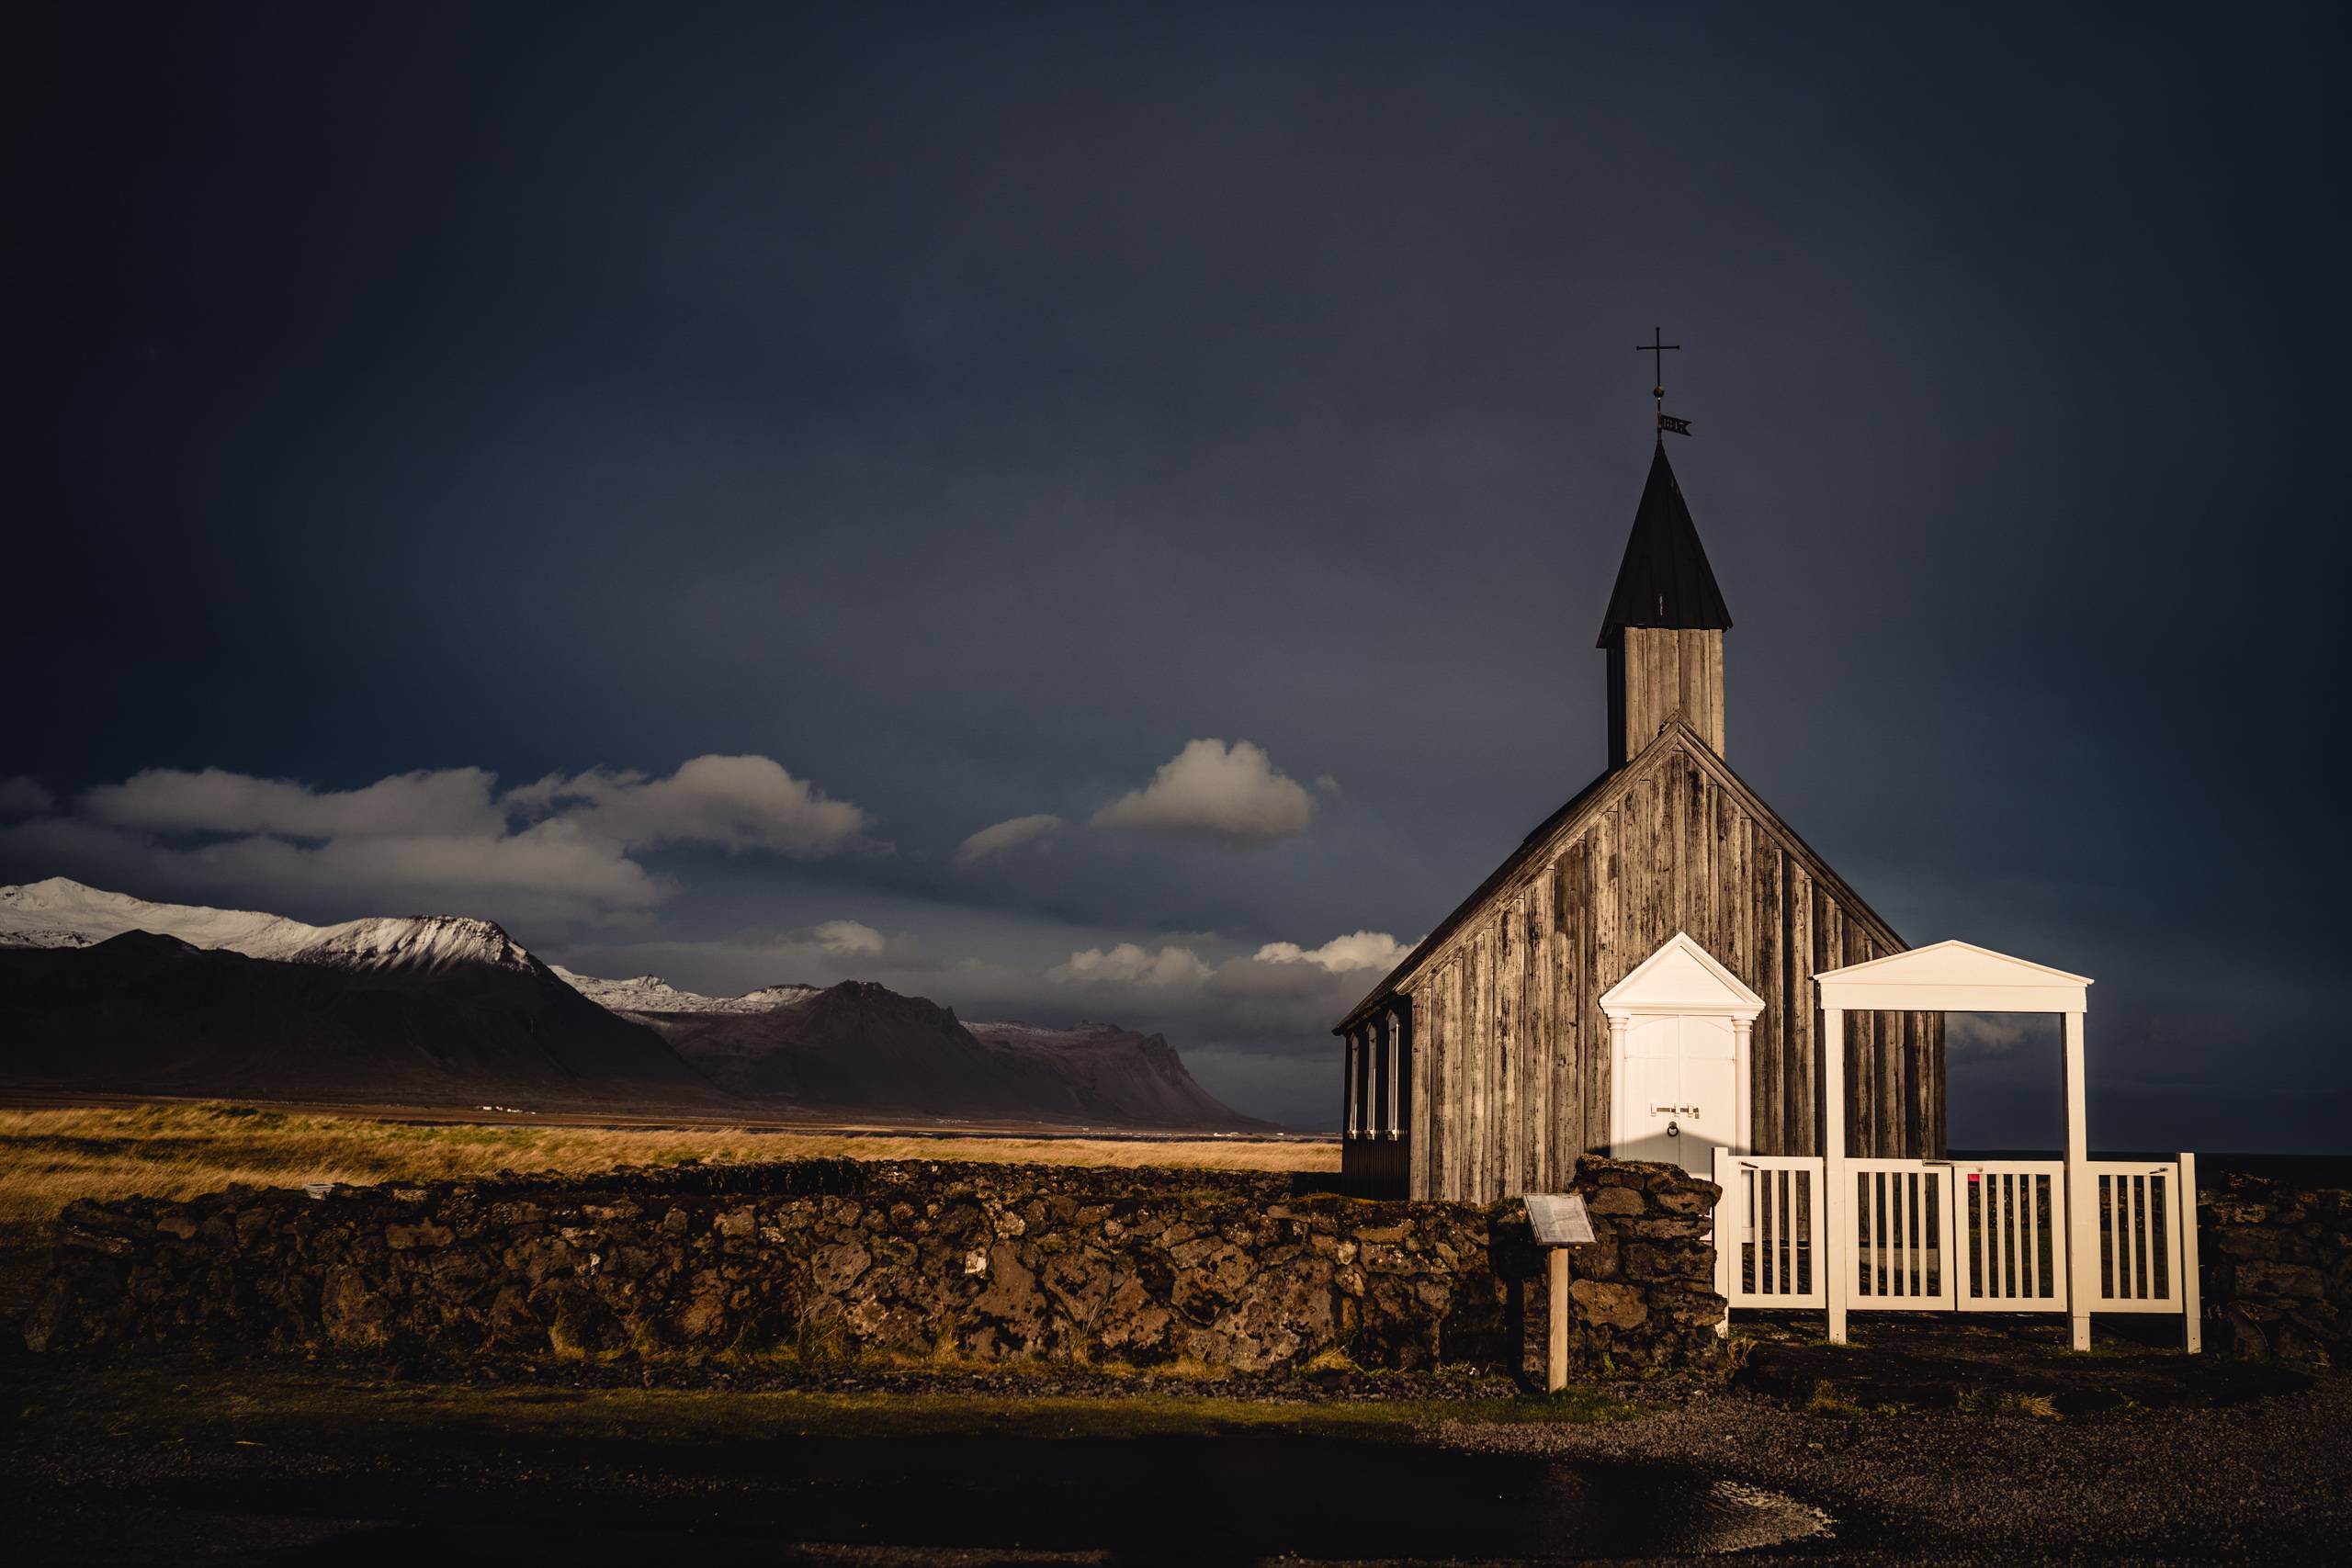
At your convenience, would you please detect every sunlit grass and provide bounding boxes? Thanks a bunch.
[0,1100,1336,1319]
[0,1100,1336,1237]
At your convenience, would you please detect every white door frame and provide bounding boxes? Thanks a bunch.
[1602,931,1763,1165]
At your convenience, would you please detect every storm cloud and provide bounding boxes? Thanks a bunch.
[4,2,2344,1137]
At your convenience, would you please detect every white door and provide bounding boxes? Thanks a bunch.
[1616,1013,1739,1176]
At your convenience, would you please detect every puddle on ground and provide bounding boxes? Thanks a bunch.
[174,1431,1834,1562]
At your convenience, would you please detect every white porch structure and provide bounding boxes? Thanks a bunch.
[1713,940,2200,1352]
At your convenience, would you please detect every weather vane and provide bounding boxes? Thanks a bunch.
[1637,326,1691,437]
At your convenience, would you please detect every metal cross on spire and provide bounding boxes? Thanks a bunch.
[1636,327,1691,437]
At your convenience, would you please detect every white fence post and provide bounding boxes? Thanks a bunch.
[2179,1151,2202,1354]
[2063,1009,2094,1352]
[1822,1006,1849,1344]
[1713,1147,1733,1337]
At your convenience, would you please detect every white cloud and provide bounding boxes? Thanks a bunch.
[1949,1014,2047,1056]
[0,754,875,927]
[1089,739,1316,845]
[0,776,54,818]
[801,919,888,958]
[1253,930,1411,974]
[83,766,507,840]
[954,812,1061,865]
[1048,942,1215,988]
[509,754,872,857]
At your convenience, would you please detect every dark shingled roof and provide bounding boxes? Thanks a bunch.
[1594,440,1732,646]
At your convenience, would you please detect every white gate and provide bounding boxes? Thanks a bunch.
[1713,1153,1824,1308]
[1846,1159,1957,1310]
[2088,1159,2190,1314]
[1957,1161,2068,1311]
[1712,1151,2200,1346]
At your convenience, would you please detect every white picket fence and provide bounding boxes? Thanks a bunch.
[1962,1161,2066,1310]
[2086,1159,2196,1314]
[1713,1150,2200,1346]
[1713,1155,1824,1308]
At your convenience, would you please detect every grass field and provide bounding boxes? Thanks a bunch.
[0,1100,1337,1318]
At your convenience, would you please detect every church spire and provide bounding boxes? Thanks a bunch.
[1594,440,1733,647]
[1599,440,1732,765]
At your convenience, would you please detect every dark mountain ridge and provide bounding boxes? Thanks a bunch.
[624,984,1266,1130]
[0,931,723,1109]
[0,879,1271,1130]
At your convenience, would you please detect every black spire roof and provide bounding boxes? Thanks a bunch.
[1594,440,1733,647]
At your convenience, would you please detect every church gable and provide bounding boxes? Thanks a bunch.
[1343,716,1905,1030]
[1363,720,1941,1201]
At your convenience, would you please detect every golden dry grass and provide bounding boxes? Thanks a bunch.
[0,1100,1337,1236]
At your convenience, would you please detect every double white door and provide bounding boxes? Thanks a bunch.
[1615,1013,1739,1177]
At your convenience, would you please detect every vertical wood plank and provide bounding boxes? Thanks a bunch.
[1527,872,1548,1193]
[1651,755,1675,953]
[1416,988,1434,1200]
[1715,791,1735,972]
[1505,902,1523,1194]
[1754,830,1782,1154]
[1682,756,1705,941]
[1665,755,1690,938]
[1430,959,1448,1203]
[1929,1012,1948,1156]
[1787,857,1815,1156]
[1467,931,1486,1203]
[1590,806,1619,1156]
[1557,843,1585,1160]
[1818,890,1848,1154]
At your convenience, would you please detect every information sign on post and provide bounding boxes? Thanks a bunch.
[1523,1193,1595,1393]
[1525,1192,1594,1247]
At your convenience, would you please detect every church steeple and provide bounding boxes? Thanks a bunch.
[1600,440,1732,765]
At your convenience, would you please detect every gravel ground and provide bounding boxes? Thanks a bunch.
[6,1347,2342,1564]
[1437,1374,2352,1563]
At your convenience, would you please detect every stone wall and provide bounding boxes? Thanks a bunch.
[2200,1171,2352,1368]
[26,1155,1724,1377]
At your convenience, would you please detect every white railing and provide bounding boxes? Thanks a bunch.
[1847,1159,1956,1310]
[2088,1158,2192,1314]
[1710,1151,2199,1348]
[1958,1161,2067,1311]
[1713,1152,1824,1308]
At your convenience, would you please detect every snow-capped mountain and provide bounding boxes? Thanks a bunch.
[0,878,719,1110]
[550,967,821,1015]
[0,878,537,976]
[0,877,324,959]
[0,877,1271,1129]
[283,915,539,976]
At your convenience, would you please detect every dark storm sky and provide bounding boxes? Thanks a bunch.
[6,2,2346,1143]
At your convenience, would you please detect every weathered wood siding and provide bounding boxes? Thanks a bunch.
[1400,734,1943,1201]
[1608,627,1724,765]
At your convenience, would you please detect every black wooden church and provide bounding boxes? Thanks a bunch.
[1335,433,1943,1201]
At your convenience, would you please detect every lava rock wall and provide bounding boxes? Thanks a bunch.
[2200,1171,2352,1368]
[26,1155,1724,1376]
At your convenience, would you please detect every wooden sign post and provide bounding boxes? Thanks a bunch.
[1524,1193,1595,1393]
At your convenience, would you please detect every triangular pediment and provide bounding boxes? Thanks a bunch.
[1815,939,2092,1013]
[1599,931,1764,1020]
